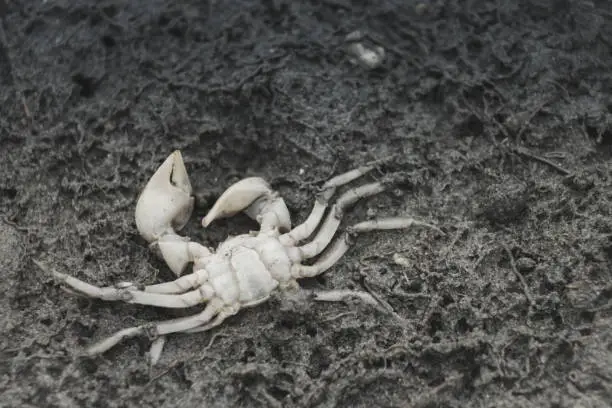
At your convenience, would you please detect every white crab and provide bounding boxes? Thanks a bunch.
[46,151,441,364]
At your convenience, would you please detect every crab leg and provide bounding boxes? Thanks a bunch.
[86,300,224,355]
[280,164,378,246]
[183,307,235,333]
[148,306,237,364]
[51,269,214,308]
[312,289,409,325]
[293,216,443,277]
[350,217,445,234]
[295,182,386,259]
[292,233,351,277]
[131,270,206,294]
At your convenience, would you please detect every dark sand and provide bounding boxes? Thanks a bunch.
[1,1,611,407]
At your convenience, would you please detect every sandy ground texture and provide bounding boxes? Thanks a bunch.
[1,0,612,407]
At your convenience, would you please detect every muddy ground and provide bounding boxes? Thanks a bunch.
[1,0,612,407]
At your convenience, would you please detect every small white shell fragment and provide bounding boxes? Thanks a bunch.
[148,337,166,366]
[345,31,385,70]
[393,253,411,268]
[346,43,385,69]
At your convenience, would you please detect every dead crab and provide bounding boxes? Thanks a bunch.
[41,151,441,364]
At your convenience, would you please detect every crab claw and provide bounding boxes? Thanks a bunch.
[135,151,194,243]
[202,177,271,227]
[202,177,291,232]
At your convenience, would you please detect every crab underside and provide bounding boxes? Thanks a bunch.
[39,151,442,364]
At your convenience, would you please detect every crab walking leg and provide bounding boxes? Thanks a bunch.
[148,337,167,366]
[350,217,445,235]
[294,216,444,278]
[148,307,237,364]
[86,327,144,356]
[313,290,380,306]
[133,269,209,294]
[280,164,377,246]
[312,290,409,325]
[86,300,223,356]
[52,270,214,308]
[183,307,236,333]
[127,286,214,308]
[296,182,386,259]
[292,234,351,278]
